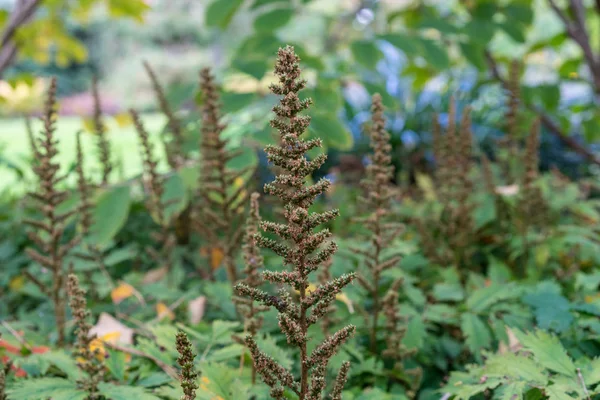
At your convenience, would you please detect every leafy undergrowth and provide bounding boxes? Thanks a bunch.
[0,45,599,400]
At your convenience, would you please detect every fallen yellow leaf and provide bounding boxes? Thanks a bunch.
[111,282,136,304]
[211,248,224,271]
[156,302,175,321]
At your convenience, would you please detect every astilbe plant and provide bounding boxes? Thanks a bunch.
[351,94,403,352]
[24,78,83,346]
[67,274,104,399]
[232,192,268,384]
[423,99,476,269]
[175,331,198,400]
[131,110,177,272]
[92,76,112,185]
[195,67,251,284]
[0,334,6,400]
[234,46,355,400]
[381,280,421,395]
[144,61,192,245]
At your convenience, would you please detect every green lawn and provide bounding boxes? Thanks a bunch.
[0,113,167,195]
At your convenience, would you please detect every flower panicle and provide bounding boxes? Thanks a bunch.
[234,46,354,399]
[67,274,104,398]
[175,331,198,400]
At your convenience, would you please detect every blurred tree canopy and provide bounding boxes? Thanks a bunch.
[1,0,599,166]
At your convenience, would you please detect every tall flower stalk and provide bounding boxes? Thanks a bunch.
[24,78,82,346]
[352,94,403,353]
[91,76,112,185]
[67,274,104,399]
[195,68,250,284]
[235,46,355,400]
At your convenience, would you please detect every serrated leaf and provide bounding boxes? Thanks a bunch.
[513,329,576,377]
[461,313,492,357]
[7,378,86,400]
[88,185,131,249]
[402,316,426,350]
[97,382,161,400]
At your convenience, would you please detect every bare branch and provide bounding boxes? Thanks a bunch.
[0,0,43,77]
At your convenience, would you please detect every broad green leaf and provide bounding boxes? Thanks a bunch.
[459,41,486,70]
[253,7,294,32]
[205,0,244,29]
[378,33,420,56]
[503,3,534,25]
[220,92,257,113]
[433,283,464,302]
[250,0,288,9]
[350,40,382,69]
[402,316,426,350]
[232,57,269,80]
[7,378,86,400]
[97,382,161,400]
[513,329,576,377]
[415,38,450,70]
[89,185,131,249]
[105,348,127,381]
[461,313,492,357]
[309,112,353,151]
[255,334,293,369]
[467,283,522,313]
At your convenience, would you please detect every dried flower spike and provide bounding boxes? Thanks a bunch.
[67,274,104,398]
[351,94,403,352]
[195,67,251,284]
[176,331,198,400]
[235,46,355,400]
[24,78,83,346]
[92,76,112,185]
[233,192,269,384]
[131,110,177,272]
[143,61,186,169]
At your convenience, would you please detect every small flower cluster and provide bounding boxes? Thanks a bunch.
[175,331,199,400]
[67,274,105,398]
[234,46,355,400]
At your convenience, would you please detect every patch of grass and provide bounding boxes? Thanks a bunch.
[0,113,167,195]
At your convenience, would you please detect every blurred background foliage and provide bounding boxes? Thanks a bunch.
[0,0,599,193]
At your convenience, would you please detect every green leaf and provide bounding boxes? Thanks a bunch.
[433,283,464,302]
[232,57,269,80]
[250,0,288,9]
[221,92,257,113]
[205,0,244,29]
[350,40,382,69]
[198,363,250,399]
[7,378,87,400]
[205,344,245,362]
[473,193,497,228]
[402,316,426,350]
[461,313,492,357]
[105,348,127,381]
[38,350,82,380]
[513,329,576,377]
[522,283,573,333]
[253,7,294,32]
[415,38,450,70]
[498,21,526,43]
[97,383,161,400]
[503,3,534,26]
[309,112,353,151]
[378,33,420,56]
[464,19,497,46]
[255,334,293,369]
[459,41,486,70]
[467,283,522,313]
[89,185,131,249]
